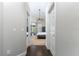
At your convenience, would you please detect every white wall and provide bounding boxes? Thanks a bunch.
[3,2,27,56]
[56,2,79,56]
[46,3,56,55]
[0,3,3,56]
[49,4,56,55]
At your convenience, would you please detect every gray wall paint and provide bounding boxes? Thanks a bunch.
[56,2,79,56]
[0,3,3,56]
[3,3,27,56]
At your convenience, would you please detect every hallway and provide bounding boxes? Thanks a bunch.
[1,2,79,56]
[25,2,48,56]
[26,35,52,56]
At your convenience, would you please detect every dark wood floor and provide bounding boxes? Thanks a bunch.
[26,45,52,56]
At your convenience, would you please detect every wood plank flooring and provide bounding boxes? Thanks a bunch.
[26,45,52,56]
[31,36,45,45]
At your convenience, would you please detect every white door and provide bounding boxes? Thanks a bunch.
[48,3,56,55]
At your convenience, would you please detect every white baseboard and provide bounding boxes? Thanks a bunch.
[50,48,56,56]
[17,51,26,56]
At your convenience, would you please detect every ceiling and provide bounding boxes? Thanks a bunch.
[28,2,48,21]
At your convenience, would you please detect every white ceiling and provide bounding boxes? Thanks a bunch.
[28,2,48,20]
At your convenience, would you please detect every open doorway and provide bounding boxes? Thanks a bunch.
[26,2,49,56]
[29,3,47,46]
[26,2,53,56]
